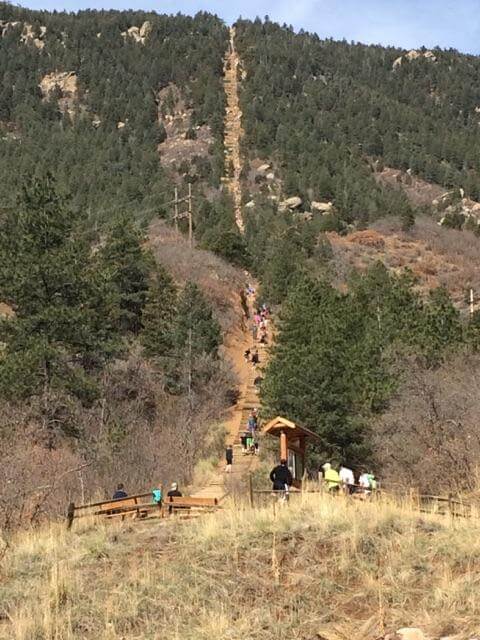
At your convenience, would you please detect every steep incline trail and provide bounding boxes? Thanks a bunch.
[223,26,244,233]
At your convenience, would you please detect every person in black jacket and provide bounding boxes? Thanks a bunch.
[269,459,293,491]
[225,445,233,472]
[112,483,128,499]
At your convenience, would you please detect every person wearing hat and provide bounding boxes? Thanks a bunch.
[167,482,183,514]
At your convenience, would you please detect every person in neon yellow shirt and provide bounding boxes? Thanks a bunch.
[322,462,340,493]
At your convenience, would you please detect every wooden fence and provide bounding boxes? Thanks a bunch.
[247,474,479,518]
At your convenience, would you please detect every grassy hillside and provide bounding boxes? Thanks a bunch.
[1,495,480,639]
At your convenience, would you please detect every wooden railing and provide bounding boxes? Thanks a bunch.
[67,493,219,529]
[248,475,479,518]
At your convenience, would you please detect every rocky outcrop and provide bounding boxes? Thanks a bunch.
[433,188,480,228]
[311,200,334,213]
[393,49,437,69]
[121,21,152,45]
[279,196,302,210]
[0,21,47,49]
[39,71,78,117]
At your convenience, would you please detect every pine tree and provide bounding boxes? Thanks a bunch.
[173,282,221,357]
[0,175,119,408]
[100,216,154,334]
[140,265,178,358]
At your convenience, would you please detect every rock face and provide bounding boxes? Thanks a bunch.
[121,21,152,45]
[280,196,302,209]
[433,188,480,227]
[39,71,78,116]
[393,49,437,69]
[0,21,47,49]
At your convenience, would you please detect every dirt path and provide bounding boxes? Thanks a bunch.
[192,288,268,499]
[223,26,244,233]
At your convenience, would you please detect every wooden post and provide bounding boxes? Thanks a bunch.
[248,472,254,508]
[174,187,179,233]
[188,182,193,247]
[280,430,287,461]
[66,502,75,530]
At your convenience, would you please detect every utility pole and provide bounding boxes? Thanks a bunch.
[174,186,179,233]
[188,182,193,248]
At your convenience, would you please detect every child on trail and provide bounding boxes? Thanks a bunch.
[225,445,233,472]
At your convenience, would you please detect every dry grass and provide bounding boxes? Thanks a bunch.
[2,494,480,639]
[148,220,246,332]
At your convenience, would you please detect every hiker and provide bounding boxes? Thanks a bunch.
[244,348,251,362]
[339,464,355,494]
[246,432,254,453]
[359,471,371,494]
[254,312,261,326]
[252,324,258,341]
[270,459,293,492]
[167,482,182,499]
[367,472,377,492]
[251,349,259,367]
[322,463,341,493]
[112,483,128,500]
[247,412,257,433]
[225,444,233,472]
[259,329,267,344]
[167,482,183,514]
[240,430,249,453]
[152,486,163,507]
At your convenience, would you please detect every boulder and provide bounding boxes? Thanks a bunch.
[266,172,275,181]
[257,163,270,175]
[280,196,302,209]
[311,201,333,213]
[392,56,403,69]
[406,50,421,62]
[117,121,126,129]
[139,21,152,39]
[245,200,255,209]
[423,50,437,62]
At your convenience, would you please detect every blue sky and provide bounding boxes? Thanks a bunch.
[18,0,480,54]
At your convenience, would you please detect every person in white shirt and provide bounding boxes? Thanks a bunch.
[339,465,355,494]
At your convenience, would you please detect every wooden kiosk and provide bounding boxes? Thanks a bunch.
[262,416,321,488]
